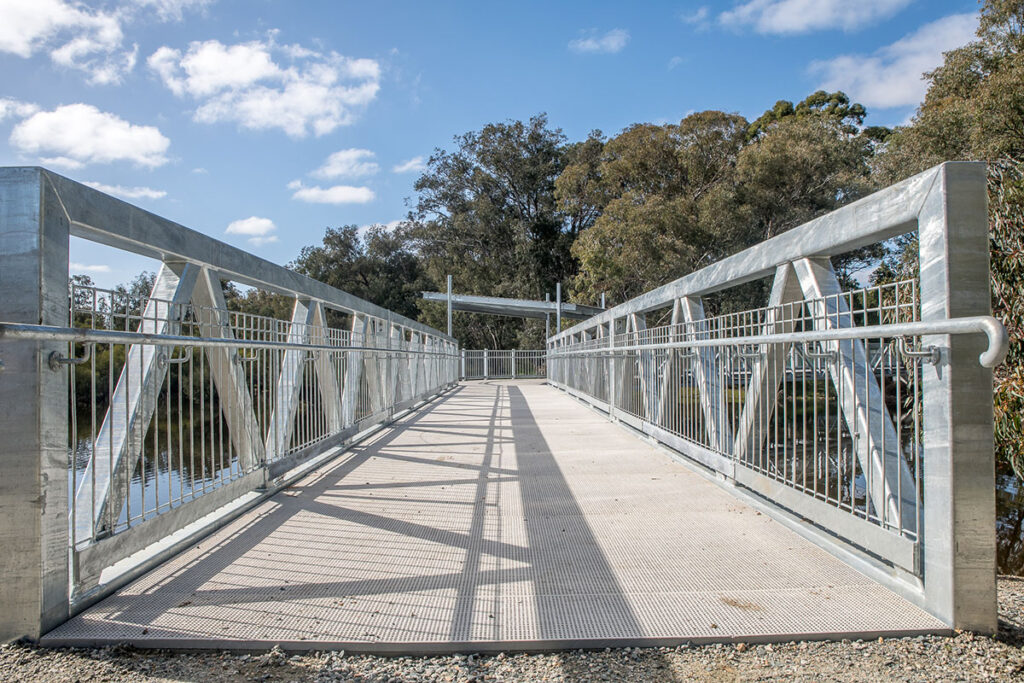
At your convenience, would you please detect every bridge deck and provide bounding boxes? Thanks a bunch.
[43,380,945,652]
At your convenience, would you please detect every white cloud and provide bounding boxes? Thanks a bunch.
[0,0,131,83]
[130,0,214,22]
[70,262,111,273]
[289,181,375,204]
[148,36,380,137]
[720,0,913,35]
[10,104,170,168]
[225,215,278,246]
[0,97,39,122]
[359,219,405,234]
[152,40,281,96]
[0,0,210,85]
[568,29,629,54]
[392,156,426,173]
[83,181,167,199]
[681,7,709,25]
[810,13,978,109]
[667,56,685,70]
[313,148,378,178]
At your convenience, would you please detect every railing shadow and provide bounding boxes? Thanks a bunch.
[70,382,675,674]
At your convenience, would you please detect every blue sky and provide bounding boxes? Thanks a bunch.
[0,0,981,288]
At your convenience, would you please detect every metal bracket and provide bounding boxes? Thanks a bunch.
[798,344,837,363]
[157,347,193,369]
[677,349,699,366]
[897,336,940,365]
[48,343,92,371]
[736,345,762,359]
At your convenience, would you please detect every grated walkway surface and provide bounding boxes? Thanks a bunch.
[44,381,945,652]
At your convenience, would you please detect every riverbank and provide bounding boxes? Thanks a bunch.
[3,577,1023,682]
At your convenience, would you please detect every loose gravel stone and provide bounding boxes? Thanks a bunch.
[3,577,1023,682]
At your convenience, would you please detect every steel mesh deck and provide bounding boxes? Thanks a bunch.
[43,380,946,652]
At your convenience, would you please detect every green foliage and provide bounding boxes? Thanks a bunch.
[566,102,883,304]
[746,90,868,141]
[221,224,431,325]
[734,116,876,242]
[991,160,1024,478]
[564,111,748,303]
[874,0,1024,479]
[223,283,293,321]
[293,224,430,321]
[407,114,578,348]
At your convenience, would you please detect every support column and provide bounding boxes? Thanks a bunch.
[0,168,69,640]
[545,293,550,339]
[608,318,618,416]
[388,322,403,407]
[264,299,315,458]
[446,275,453,337]
[310,303,344,434]
[363,318,384,414]
[732,264,802,464]
[793,257,916,534]
[556,283,562,332]
[343,314,367,426]
[918,162,996,631]
[77,262,200,541]
[679,297,732,452]
[191,268,265,470]
[630,313,659,424]
[656,299,683,428]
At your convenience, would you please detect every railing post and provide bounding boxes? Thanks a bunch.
[545,292,551,339]
[512,350,518,379]
[483,349,489,380]
[0,168,70,640]
[917,162,996,632]
[556,283,562,332]
[264,298,315,459]
[446,274,453,337]
[607,318,617,418]
[311,302,344,433]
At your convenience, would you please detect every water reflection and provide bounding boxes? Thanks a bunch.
[69,416,241,535]
[998,470,1024,575]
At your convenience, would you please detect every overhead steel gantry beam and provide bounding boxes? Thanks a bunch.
[421,291,605,321]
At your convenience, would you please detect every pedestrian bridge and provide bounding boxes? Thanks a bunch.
[0,163,1007,650]
[42,380,944,651]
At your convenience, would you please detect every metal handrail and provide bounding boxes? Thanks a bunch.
[0,322,460,358]
[548,315,1007,368]
[48,344,93,371]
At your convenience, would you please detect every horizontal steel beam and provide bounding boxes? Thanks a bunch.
[552,163,981,341]
[22,168,452,343]
[547,316,1008,369]
[421,291,603,320]
[0,322,459,356]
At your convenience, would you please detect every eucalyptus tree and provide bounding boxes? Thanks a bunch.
[406,114,577,348]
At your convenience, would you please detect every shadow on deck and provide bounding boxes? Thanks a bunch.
[42,380,945,653]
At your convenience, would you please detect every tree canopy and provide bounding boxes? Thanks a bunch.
[405,114,579,348]
[871,0,1024,477]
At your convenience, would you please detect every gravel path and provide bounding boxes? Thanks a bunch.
[4,577,1024,682]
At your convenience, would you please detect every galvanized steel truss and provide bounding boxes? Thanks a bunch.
[547,162,1006,632]
[0,168,457,640]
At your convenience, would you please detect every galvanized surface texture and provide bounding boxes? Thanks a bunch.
[43,381,945,652]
